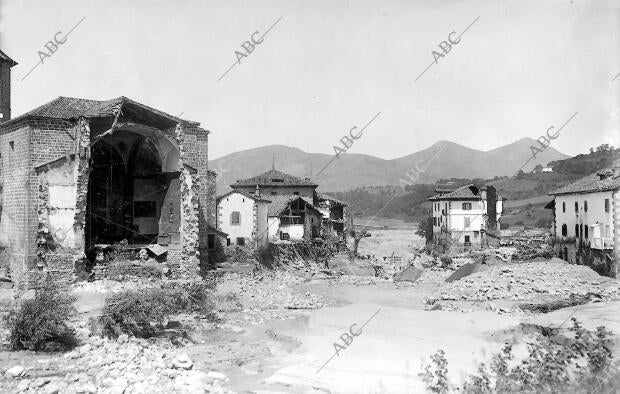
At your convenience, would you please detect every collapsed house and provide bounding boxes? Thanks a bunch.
[427,184,503,250]
[267,195,322,241]
[0,55,217,286]
[216,167,348,246]
[315,192,347,237]
[548,165,620,277]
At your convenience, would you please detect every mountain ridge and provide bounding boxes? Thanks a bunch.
[209,139,569,192]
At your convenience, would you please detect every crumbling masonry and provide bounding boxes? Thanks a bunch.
[0,96,216,287]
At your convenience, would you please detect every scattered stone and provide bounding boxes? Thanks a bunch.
[6,365,25,377]
[207,371,227,380]
[394,266,424,283]
[172,353,193,370]
[117,334,129,344]
[16,379,30,392]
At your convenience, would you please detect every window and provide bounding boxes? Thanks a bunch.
[474,231,479,238]
[579,224,583,239]
[462,202,472,210]
[208,234,215,250]
[575,224,579,237]
[464,217,471,228]
[230,211,241,225]
[464,235,470,244]
[561,224,567,236]
[562,202,566,213]
[433,217,437,226]
[575,202,578,213]
[236,237,245,246]
[584,201,588,212]
[605,199,610,213]
[585,225,588,239]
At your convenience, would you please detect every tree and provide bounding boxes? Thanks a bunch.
[415,214,434,243]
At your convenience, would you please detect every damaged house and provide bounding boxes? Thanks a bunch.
[267,195,322,241]
[428,184,503,250]
[219,167,347,242]
[315,192,348,238]
[548,164,620,277]
[0,56,216,286]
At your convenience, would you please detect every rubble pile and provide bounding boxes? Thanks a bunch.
[502,233,554,261]
[0,336,233,394]
[428,259,620,303]
[219,271,333,312]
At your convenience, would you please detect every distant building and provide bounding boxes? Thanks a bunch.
[216,189,270,248]
[548,167,619,277]
[542,166,553,172]
[231,167,317,199]
[267,195,322,241]
[427,184,503,249]
[221,166,348,240]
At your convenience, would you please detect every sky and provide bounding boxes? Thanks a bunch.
[0,0,618,160]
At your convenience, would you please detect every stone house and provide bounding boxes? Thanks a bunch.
[228,167,348,238]
[428,184,503,249]
[548,166,620,277]
[231,167,318,199]
[0,53,216,285]
[216,189,270,248]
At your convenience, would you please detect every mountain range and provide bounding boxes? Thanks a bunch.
[209,138,569,192]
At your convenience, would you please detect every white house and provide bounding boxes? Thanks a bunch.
[548,167,619,276]
[428,184,503,248]
[216,190,270,248]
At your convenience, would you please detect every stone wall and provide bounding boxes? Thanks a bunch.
[0,120,32,283]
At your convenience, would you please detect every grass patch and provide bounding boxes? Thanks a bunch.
[91,280,217,338]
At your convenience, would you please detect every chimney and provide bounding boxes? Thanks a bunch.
[0,50,17,123]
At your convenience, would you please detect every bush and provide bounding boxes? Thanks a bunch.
[422,318,616,393]
[6,278,77,351]
[92,281,216,338]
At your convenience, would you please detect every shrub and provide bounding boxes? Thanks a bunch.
[419,349,450,393]
[92,281,216,338]
[6,278,77,351]
[422,319,615,394]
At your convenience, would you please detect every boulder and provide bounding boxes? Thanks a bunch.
[6,365,25,377]
[394,266,424,283]
[445,262,486,282]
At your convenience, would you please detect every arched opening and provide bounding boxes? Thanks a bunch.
[86,129,181,248]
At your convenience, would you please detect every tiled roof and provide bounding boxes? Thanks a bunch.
[267,195,319,216]
[216,189,271,203]
[0,49,17,66]
[233,169,318,187]
[428,184,483,201]
[549,169,620,195]
[207,224,228,237]
[4,96,198,126]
